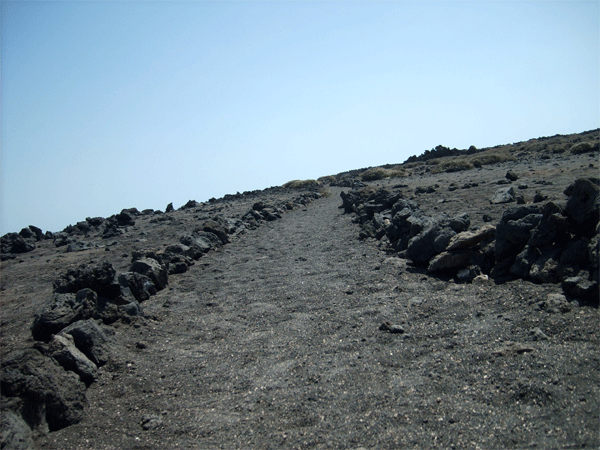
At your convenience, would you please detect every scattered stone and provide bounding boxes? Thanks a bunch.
[141,415,163,431]
[506,170,519,181]
[379,322,405,334]
[529,327,549,341]
[490,186,515,204]
[472,274,493,285]
[533,191,548,203]
[66,241,101,253]
[537,293,572,313]
[493,342,534,357]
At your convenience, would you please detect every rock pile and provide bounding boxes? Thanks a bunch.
[341,178,599,304]
[1,188,323,447]
[0,225,47,260]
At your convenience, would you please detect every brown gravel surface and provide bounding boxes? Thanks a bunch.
[2,148,599,449]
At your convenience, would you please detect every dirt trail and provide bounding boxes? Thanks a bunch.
[37,184,599,449]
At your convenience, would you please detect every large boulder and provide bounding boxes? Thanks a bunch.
[427,250,480,273]
[1,348,87,432]
[562,271,599,305]
[202,220,230,244]
[446,224,496,251]
[180,231,222,253]
[494,205,542,262]
[406,214,470,265]
[31,289,99,342]
[117,272,157,302]
[563,178,599,235]
[527,202,570,248]
[114,210,136,227]
[59,319,112,367]
[46,334,98,385]
[130,257,168,291]
[0,406,34,450]
[490,186,515,204]
[52,262,120,300]
[0,233,36,258]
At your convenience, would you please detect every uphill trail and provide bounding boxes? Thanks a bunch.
[38,184,599,449]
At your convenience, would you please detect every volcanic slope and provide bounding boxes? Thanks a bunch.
[35,175,599,448]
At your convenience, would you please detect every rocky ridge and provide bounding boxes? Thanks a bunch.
[1,129,598,449]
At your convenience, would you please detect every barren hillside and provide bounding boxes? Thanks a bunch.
[1,130,598,449]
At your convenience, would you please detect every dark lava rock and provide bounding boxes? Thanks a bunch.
[180,231,222,253]
[0,233,36,258]
[118,272,157,302]
[490,186,515,204]
[130,257,168,291]
[0,407,34,450]
[31,290,99,342]
[59,319,113,367]
[203,219,231,244]
[563,178,599,235]
[46,334,98,386]
[52,262,120,300]
[0,348,87,432]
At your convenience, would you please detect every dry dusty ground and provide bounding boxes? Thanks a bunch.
[1,148,599,449]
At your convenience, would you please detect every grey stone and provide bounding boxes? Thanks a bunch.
[31,289,99,342]
[446,224,496,251]
[130,258,168,291]
[52,262,120,300]
[47,333,98,385]
[118,272,156,302]
[379,322,405,334]
[529,327,549,341]
[60,319,113,367]
[428,250,478,273]
[563,178,599,230]
[0,408,34,450]
[562,271,599,304]
[529,250,561,284]
[506,170,519,181]
[0,348,86,432]
[490,186,515,204]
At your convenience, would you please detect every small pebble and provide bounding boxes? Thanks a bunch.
[379,322,405,334]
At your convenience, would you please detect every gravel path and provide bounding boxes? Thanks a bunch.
[36,180,599,449]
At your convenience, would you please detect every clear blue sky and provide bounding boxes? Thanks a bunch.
[2,1,598,235]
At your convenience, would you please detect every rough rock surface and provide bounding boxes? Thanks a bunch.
[0,133,598,449]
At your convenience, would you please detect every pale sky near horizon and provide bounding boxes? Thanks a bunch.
[1,1,599,235]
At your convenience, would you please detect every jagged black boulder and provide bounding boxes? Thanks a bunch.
[1,348,87,432]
